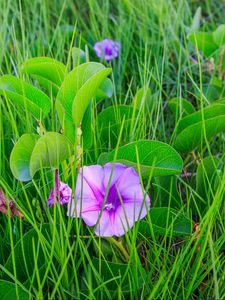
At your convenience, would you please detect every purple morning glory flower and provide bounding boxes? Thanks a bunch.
[48,169,72,207]
[94,39,121,61]
[67,163,150,237]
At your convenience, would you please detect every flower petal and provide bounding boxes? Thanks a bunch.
[67,196,100,218]
[103,163,127,190]
[82,209,100,226]
[76,165,104,202]
[95,210,115,237]
[116,167,140,190]
[114,197,150,236]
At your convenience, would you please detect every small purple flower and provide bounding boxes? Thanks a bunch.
[67,163,150,237]
[48,170,72,207]
[94,39,121,61]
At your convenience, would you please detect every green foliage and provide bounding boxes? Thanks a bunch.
[10,132,72,181]
[10,134,39,181]
[195,156,222,213]
[29,132,72,178]
[169,97,195,117]
[0,281,30,300]
[139,207,192,237]
[174,103,225,152]
[189,32,218,57]
[22,57,66,96]
[0,1,225,299]
[100,140,183,177]
[0,75,51,119]
[56,62,111,125]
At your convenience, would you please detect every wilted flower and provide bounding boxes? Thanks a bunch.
[0,189,24,218]
[67,163,150,237]
[94,39,121,61]
[48,169,72,207]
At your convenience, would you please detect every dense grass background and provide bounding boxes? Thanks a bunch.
[0,0,224,299]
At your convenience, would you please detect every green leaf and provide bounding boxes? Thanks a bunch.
[72,47,86,67]
[4,225,51,285]
[153,176,182,208]
[56,62,111,126]
[189,32,218,57]
[196,156,222,199]
[174,104,225,152]
[97,105,136,128]
[97,105,138,146]
[72,67,111,125]
[22,57,66,96]
[133,85,151,109]
[213,24,225,47]
[102,140,183,177]
[82,101,92,149]
[0,75,51,119]
[30,132,72,178]
[83,258,146,295]
[10,134,39,182]
[96,78,113,102]
[169,97,195,116]
[0,280,30,300]
[138,208,192,237]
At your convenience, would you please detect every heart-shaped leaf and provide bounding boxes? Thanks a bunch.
[101,140,183,177]
[10,134,39,181]
[0,75,51,119]
[30,132,72,178]
[174,104,225,152]
[22,57,66,95]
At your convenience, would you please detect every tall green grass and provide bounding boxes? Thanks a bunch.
[0,0,224,299]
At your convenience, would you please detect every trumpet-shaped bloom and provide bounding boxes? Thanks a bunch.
[48,170,72,207]
[67,163,150,237]
[94,39,121,61]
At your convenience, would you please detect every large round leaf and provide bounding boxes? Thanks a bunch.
[0,75,51,119]
[102,140,183,177]
[30,132,72,178]
[56,62,111,125]
[10,134,39,181]
[22,57,66,96]
[174,104,225,152]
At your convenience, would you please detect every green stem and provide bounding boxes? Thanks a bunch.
[105,237,130,262]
